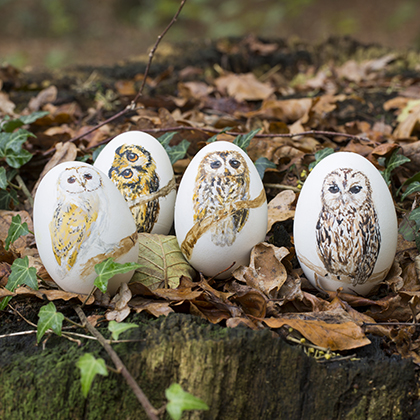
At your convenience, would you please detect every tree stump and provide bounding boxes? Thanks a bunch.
[0,312,417,419]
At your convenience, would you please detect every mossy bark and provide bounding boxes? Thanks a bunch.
[0,312,418,420]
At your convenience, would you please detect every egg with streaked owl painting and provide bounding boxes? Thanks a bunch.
[293,152,398,296]
[94,131,176,235]
[34,161,139,295]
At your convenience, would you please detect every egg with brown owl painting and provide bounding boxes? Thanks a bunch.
[33,162,139,295]
[293,152,398,296]
[94,131,176,235]
[175,141,268,278]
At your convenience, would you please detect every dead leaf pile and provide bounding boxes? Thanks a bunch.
[2,38,420,364]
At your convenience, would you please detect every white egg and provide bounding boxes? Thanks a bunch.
[175,141,268,278]
[294,152,398,295]
[34,161,139,295]
[94,130,175,235]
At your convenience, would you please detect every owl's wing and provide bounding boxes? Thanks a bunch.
[355,211,381,284]
[49,202,98,270]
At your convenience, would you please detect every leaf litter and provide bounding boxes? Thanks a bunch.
[2,39,420,364]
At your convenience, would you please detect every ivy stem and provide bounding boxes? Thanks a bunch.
[74,306,160,420]
[15,174,34,208]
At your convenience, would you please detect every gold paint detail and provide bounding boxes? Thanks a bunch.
[181,188,266,259]
[80,231,139,277]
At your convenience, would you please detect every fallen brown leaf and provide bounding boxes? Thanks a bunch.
[267,190,296,232]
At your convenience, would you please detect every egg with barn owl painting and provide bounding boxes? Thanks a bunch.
[94,131,176,235]
[293,152,398,296]
[34,161,139,295]
[174,141,268,278]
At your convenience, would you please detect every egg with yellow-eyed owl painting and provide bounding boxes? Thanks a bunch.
[293,152,398,296]
[94,131,176,235]
[34,161,139,295]
[175,141,268,278]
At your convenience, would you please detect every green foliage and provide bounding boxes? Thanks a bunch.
[0,111,49,209]
[36,302,65,343]
[76,353,108,398]
[157,132,190,165]
[378,149,411,185]
[93,258,142,293]
[165,383,209,420]
[5,214,30,250]
[233,128,261,151]
[254,157,276,179]
[308,147,335,170]
[108,320,139,341]
[0,256,38,310]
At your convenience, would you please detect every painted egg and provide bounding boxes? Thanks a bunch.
[34,162,139,295]
[94,131,176,235]
[174,141,268,278]
[293,152,398,295]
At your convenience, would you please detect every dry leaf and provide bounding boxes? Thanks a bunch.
[130,234,196,290]
[393,101,420,139]
[267,190,296,232]
[0,91,16,115]
[130,296,174,317]
[214,73,274,102]
[0,210,34,253]
[233,242,289,298]
[28,85,57,111]
[106,283,132,322]
[264,308,371,351]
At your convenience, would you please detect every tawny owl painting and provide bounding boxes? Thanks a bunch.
[192,150,250,247]
[315,168,381,286]
[108,144,160,233]
[49,165,105,272]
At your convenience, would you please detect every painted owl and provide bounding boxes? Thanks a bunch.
[49,166,104,272]
[193,150,250,247]
[316,168,381,286]
[108,144,160,233]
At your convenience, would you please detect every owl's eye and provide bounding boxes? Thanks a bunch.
[84,173,93,180]
[210,161,222,169]
[127,152,138,162]
[349,185,362,194]
[122,169,133,179]
[229,159,241,169]
[328,185,339,194]
[67,176,76,184]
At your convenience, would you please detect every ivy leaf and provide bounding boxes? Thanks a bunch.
[207,127,232,143]
[165,383,209,420]
[254,157,276,179]
[0,189,19,210]
[0,167,7,189]
[166,139,190,165]
[5,256,38,291]
[1,111,49,132]
[409,207,420,230]
[108,320,139,341]
[6,149,33,168]
[399,214,417,242]
[76,353,108,398]
[233,128,261,151]
[158,132,177,148]
[0,256,38,310]
[93,258,142,293]
[401,181,420,202]
[381,150,411,185]
[309,148,335,171]
[5,214,29,250]
[36,302,65,343]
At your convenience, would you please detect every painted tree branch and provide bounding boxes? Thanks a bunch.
[74,305,160,420]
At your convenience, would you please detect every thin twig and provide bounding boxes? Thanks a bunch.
[7,303,37,328]
[15,174,34,208]
[132,0,187,105]
[44,0,188,157]
[74,306,159,420]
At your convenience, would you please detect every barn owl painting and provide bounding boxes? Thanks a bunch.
[108,144,160,233]
[315,168,381,286]
[192,150,250,247]
[49,166,105,272]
